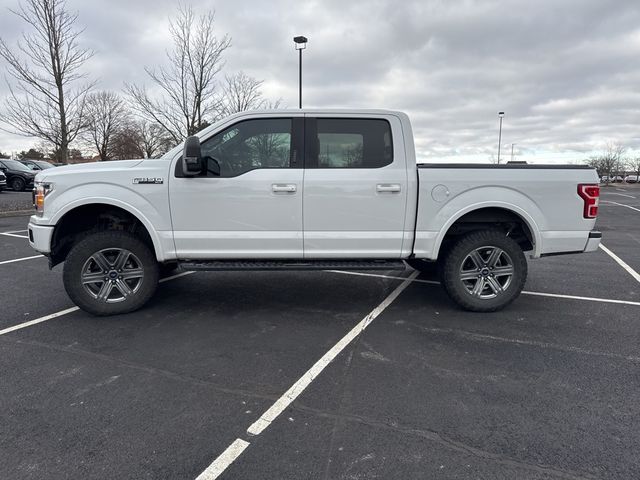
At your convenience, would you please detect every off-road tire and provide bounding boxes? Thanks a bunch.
[63,231,159,316]
[441,230,527,312]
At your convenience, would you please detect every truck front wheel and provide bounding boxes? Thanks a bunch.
[441,230,527,312]
[63,231,159,316]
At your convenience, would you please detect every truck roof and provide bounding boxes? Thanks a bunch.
[221,108,406,116]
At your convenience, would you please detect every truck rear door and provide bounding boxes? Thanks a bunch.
[302,115,408,258]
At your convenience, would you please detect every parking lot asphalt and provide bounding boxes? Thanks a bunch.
[1,186,639,480]
[0,190,33,216]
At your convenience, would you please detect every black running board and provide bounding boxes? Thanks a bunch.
[178,259,407,272]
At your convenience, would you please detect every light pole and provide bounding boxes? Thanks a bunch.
[293,36,308,109]
[497,111,505,164]
[511,143,516,162]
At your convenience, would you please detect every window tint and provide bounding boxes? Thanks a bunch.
[315,118,392,168]
[200,118,292,177]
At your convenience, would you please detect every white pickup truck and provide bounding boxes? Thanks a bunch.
[28,110,601,316]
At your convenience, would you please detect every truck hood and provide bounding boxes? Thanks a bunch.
[36,159,145,182]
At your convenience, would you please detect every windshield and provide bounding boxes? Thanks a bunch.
[35,161,54,169]
[2,159,33,172]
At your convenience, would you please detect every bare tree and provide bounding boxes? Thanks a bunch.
[125,5,230,143]
[138,121,174,158]
[83,91,128,161]
[215,71,267,117]
[0,0,94,163]
[588,142,626,184]
[111,120,174,160]
[626,156,640,179]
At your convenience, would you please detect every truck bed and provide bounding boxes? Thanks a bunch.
[413,163,599,260]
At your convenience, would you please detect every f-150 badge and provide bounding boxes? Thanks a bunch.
[133,177,164,184]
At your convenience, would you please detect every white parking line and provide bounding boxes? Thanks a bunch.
[0,254,44,265]
[0,271,194,337]
[0,232,29,238]
[195,270,420,480]
[247,270,419,435]
[0,307,79,336]
[599,244,640,284]
[603,192,636,198]
[1,229,28,234]
[326,270,640,306]
[195,439,250,480]
[601,200,640,213]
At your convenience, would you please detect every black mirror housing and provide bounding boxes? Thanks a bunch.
[182,136,203,176]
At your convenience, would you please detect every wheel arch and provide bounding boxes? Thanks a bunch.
[433,203,542,260]
[50,200,164,267]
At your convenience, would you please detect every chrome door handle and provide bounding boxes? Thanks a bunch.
[272,184,297,193]
[376,183,401,193]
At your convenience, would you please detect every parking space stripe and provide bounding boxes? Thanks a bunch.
[603,192,636,199]
[195,439,250,480]
[247,270,419,436]
[1,229,28,234]
[0,232,29,238]
[159,271,194,283]
[326,270,640,306]
[599,244,640,284]
[0,271,194,336]
[0,307,80,336]
[0,254,44,265]
[602,200,640,213]
[520,290,640,306]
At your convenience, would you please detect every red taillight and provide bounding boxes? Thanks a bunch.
[577,184,599,219]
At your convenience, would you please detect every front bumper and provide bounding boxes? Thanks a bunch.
[584,230,601,252]
[28,221,54,254]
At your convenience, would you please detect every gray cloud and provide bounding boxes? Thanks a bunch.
[0,0,639,162]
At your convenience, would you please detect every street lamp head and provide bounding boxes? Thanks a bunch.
[294,35,308,50]
[498,111,505,117]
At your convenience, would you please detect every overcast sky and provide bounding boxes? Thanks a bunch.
[1,0,639,163]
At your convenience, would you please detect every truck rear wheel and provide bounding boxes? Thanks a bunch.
[63,231,159,316]
[441,230,527,312]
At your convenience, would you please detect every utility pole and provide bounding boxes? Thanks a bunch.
[497,112,505,164]
[511,143,515,162]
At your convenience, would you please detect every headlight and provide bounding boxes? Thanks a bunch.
[34,181,54,215]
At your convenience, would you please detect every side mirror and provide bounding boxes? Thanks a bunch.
[182,136,203,176]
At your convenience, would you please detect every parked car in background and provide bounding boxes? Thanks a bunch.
[0,171,6,192]
[612,175,625,183]
[624,175,638,184]
[0,159,37,191]
[19,159,56,171]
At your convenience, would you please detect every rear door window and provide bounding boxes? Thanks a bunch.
[307,118,393,168]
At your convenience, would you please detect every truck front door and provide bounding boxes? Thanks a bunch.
[302,116,408,258]
[170,116,304,259]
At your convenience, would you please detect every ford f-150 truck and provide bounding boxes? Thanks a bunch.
[27,110,601,316]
